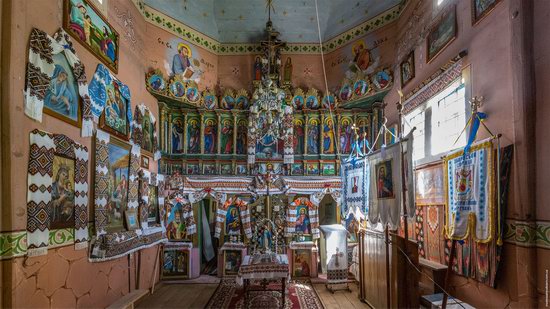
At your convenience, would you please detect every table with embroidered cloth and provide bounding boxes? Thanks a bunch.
[236,253,289,308]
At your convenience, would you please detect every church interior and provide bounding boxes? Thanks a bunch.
[0,0,548,308]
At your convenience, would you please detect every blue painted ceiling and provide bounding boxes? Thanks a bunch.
[144,0,402,43]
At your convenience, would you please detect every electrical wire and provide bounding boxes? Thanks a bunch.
[314,0,341,157]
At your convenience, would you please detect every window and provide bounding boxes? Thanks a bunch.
[403,78,468,164]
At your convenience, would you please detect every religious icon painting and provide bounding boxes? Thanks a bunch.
[322,118,336,154]
[307,119,320,155]
[203,118,217,154]
[472,0,502,25]
[236,119,248,155]
[339,117,353,154]
[140,109,155,155]
[203,162,217,175]
[63,0,119,73]
[42,52,82,127]
[99,79,130,140]
[293,249,312,277]
[220,118,234,154]
[224,250,242,276]
[161,247,189,280]
[140,155,149,169]
[375,159,395,199]
[146,71,165,93]
[225,205,242,236]
[305,162,319,176]
[106,138,131,233]
[185,162,200,175]
[186,83,200,104]
[124,210,139,231]
[291,163,304,176]
[353,79,369,97]
[322,94,337,109]
[400,51,415,87]
[292,93,305,110]
[202,92,218,110]
[165,202,190,241]
[50,154,76,229]
[372,70,392,90]
[148,186,159,224]
[427,7,457,63]
[220,162,233,175]
[305,95,320,109]
[321,162,336,176]
[169,78,186,98]
[235,91,249,110]
[339,83,352,102]
[186,117,200,154]
[295,205,311,234]
[293,118,305,155]
[221,95,235,110]
[236,163,247,175]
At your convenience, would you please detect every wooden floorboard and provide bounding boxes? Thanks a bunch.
[313,282,369,309]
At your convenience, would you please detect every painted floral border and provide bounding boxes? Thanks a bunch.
[132,0,404,55]
[0,227,93,260]
[503,220,550,249]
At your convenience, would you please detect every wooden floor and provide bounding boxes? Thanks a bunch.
[136,279,369,309]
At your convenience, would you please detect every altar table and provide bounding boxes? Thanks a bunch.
[236,253,289,308]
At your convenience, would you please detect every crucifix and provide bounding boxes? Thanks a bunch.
[260,0,286,81]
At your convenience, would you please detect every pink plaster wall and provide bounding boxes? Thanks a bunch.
[3,0,160,307]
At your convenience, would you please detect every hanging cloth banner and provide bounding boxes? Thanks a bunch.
[24,28,93,137]
[341,157,370,217]
[444,138,495,243]
[214,197,252,239]
[367,132,415,230]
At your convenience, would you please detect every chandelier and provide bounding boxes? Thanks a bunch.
[250,78,287,143]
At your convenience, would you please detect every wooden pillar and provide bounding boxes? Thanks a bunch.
[183,112,188,154]
[168,113,173,154]
[232,111,238,155]
[216,112,222,155]
[304,113,309,155]
[320,112,325,155]
[199,113,205,154]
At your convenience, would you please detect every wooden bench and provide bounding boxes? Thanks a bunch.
[106,289,149,309]
[418,258,448,295]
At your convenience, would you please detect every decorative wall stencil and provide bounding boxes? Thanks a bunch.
[114,5,139,51]
[444,139,495,243]
[64,0,119,72]
[26,129,89,256]
[395,0,431,64]
[132,104,161,160]
[24,28,93,136]
[89,63,133,138]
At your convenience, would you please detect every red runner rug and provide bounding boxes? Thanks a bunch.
[205,279,324,309]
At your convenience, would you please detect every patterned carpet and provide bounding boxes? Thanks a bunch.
[205,279,324,309]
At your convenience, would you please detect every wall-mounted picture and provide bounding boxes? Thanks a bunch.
[375,159,395,199]
[146,71,165,92]
[162,247,189,280]
[427,7,457,63]
[400,51,415,87]
[295,205,311,234]
[186,162,200,175]
[43,53,81,127]
[293,249,311,277]
[165,202,190,241]
[99,81,130,140]
[140,155,150,169]
[141,109,155,154]
[321,162,336,176]
[203,162,217,175]
[125,210,139,230]
[64,0,119,72]
[148,186,159,224]
[291,163,304,176]
[106,139,130,232]
[305,162,319,176]
[472,0,502,25]
[51,154,76,229]
[224,250,242,276]
[220,162,233,175]
[236,163,247,175]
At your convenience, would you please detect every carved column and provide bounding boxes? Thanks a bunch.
[168,113,173,154]
[216,112,222,154]
[183,112,188,154]
[232,111,238,155]
[200,112,205,154]
[320,112,325,155]
[304,113,309,156]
